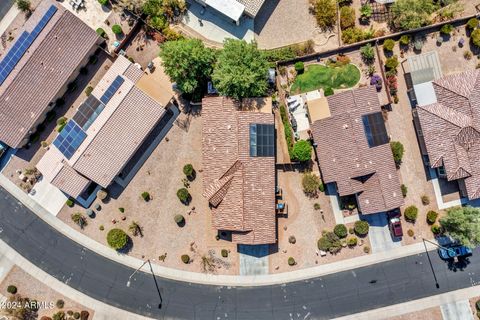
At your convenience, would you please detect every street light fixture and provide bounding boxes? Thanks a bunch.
[126,259,148,287]
[126,259,163,309]
[421,238,456,289]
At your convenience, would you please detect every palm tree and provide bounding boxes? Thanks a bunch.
[129,221,143,237]
[71,213,87,229]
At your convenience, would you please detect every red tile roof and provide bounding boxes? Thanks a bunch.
[202,96,276,245]
[417,69,480,200]
[310,86,404,214]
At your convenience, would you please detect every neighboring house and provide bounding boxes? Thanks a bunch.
[309,86,404,214]
[36,56,174,206]
[192,0,265,25]
[415,69,480,200]
[0,0,102,148]
[202,96,276,245]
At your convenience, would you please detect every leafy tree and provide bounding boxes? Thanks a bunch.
[390,0,438,31]
[302,172,322,197]
[160,39,216,95]
[360,43,375,64]
[467,18,479,30]
[340,6,355,30]
[311,0,337,30]
[15,0,31,14]
[390,141,404,165]
[404,205,418,222]
[292,140,312,162]
[354,220,369,235]
[318,232,342,253]
[399,35,411,45]
[471,29,480,47]
[107,228,128,250]
[212,39,269,100]
[440,206,480,248]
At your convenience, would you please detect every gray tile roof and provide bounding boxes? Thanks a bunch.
[202,96,276,245]
[417,69,480,200]
[311,86,404,214]
[0,0,101,148]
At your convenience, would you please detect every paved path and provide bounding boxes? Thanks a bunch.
[441,300,474,320]
[3,184,480,319]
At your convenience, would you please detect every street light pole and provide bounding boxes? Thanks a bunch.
[126,259,148,287]
[126,259,163,309]
[422,238,440,289]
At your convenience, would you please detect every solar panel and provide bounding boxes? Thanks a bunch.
[362,112,389,148]
[250,123,274,157]
[100,76,125,104]
[72,95,105,130]
[0,5,57,85]
[53,120,87,159]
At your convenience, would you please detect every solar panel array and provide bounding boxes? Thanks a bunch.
[0,5,57,85]
[100,76,125,104]
[72,95,105,131]
[362,112,389,148]
[249,123,275,157]
[53,120,87,159]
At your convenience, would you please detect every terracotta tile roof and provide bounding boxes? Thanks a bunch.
[311,86,404,214]
[417,69,480,200]
[0,0,100,148]
[202,96,276,245]
[52,164,90,198]
[237,0,265,17]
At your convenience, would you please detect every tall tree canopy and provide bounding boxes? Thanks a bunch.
[390,0,438,31]
[440,206,480,248]
[212,39,269,100]
[159,38,216,95]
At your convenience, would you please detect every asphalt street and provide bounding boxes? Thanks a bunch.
[0,186,479,320]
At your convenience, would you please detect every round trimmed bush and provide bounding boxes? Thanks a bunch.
[472,29,480,47]
[181,254,190,264]
[426,210,438,225]
[404,205,418,222]
[314,203,321,210]
[440,24,454,35]
[183,164,194,177]
[288,257,296,266]
[467,18,478,30]
[141,191,151,201]
[385,56,399,71]
[177,188,190,204]
[333,224,348,238]
[383,39,395,52]
[431,224,442,235]
[7,285,17,294]
[111,24,123,35]
[174,214,185,225]
[56,299,64,309]
[363,246,370,253]
[476,299,480,311]
[98,0,108,5]
[354,220,369,236]
[324,87,334,96]
[73,312,80,319]
[317,232,341,254]
[106,228,128,250]
[221,249,228,258]
[66,199,74,207]
[288,235,296,244]
[407,229,414,237]
[347,236,357,247]
[399,35,410,46]
[294,61,304,74]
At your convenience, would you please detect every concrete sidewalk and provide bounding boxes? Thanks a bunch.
[0,172,439,286]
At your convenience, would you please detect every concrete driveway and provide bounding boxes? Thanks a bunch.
[238,244,269,275]
[441,300,474,320]
[363,213,402,254]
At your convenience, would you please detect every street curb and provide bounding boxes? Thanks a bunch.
[0,173,436,287]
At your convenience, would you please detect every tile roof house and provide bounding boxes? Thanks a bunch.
[192,0,265,24]
[36,56,173,203]
[310,86,404,214]
[0,0,102,148]
[202,96,276,245]
[416,69,480,200]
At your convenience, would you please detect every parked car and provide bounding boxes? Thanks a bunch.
[387,209,403,238]
[438,245,472,260]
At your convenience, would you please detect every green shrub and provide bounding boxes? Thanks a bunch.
[431,224,442,234]
[141,191,150,201]
[475,299,480,311]
[421,195,430,205]
[85,86,93,96]
[288,235,296,244]
[385,56,399,71]
[302,172,322,197]
[66,199,74,207]
[342,27,367,44]
[288,257,296,266]
[354,220,369,236]
[347,236,357,247]
[98,0,108,5]
[399,35,411,45]
[426,210,438,224]
[324,87,334,96]
[7,285,17,294]
[73,312,80,319]
[174,214,185,224]
[407,229,414,237]
[334,224,348,238]
[119,207,125,213]
[467,18,478,30]
[472,29,480,47]
[106,228,128,250]
[314,203,321,210]
[111,24,122,35]
[317,232,342,254]
[404,205,418,222]
[56,117,67,126]
[71,213,87,229]
[440,24,454,35]
[401,184,408,198]
[183,164,194,177]
[390,141,404,165]
[340,6,355,30]
[181,254,190,264]
[383,39,395,52]
[53,311,65,320]
[360,43,375,64]
[294,61,304,74]
[221,249,228,258]
[292,140,312,162]
[177,188,190,203]
[99,225,104,231]
[56,299,64,309]
[363,246,370,253]
[348,227,354,234]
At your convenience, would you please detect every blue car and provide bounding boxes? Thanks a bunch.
[438,245,472,260]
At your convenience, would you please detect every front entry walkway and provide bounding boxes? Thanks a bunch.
[238,244,269,275]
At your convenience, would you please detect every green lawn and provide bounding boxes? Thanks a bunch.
[290,63,360,94]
